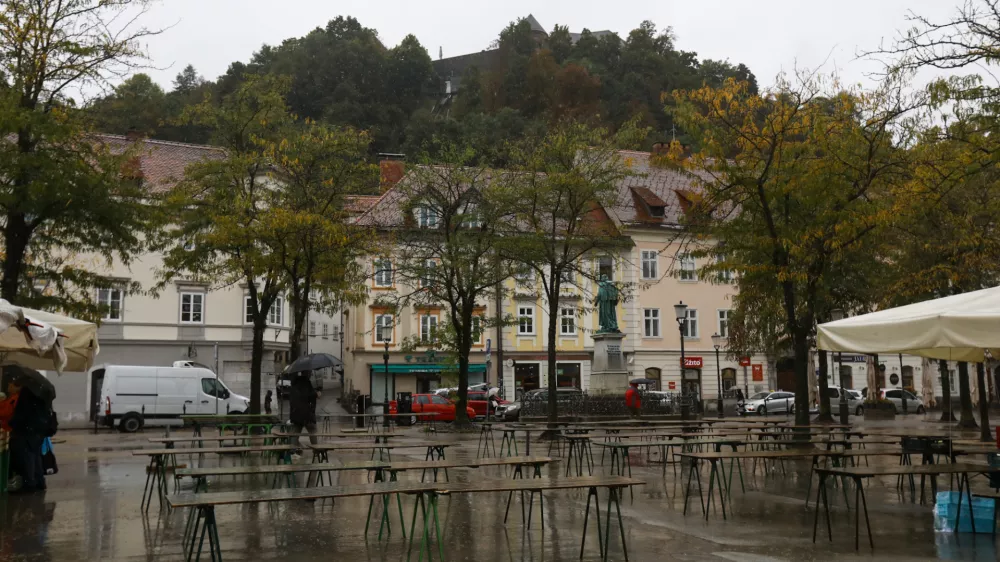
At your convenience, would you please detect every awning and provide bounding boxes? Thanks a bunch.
[368,363,487,374]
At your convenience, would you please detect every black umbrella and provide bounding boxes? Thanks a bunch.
[5,364,56,402]
[284,353,344,376]
[630,377,658,385]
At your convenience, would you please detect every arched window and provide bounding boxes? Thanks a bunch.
[645,367,661,390]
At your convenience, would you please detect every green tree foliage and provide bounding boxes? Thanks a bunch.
[378,147,512,426]
[0,0,161,317]
[500,121,644,424]
[663,75,915,427]
[162,74,295,414]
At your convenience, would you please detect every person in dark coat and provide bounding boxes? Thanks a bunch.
[264,390,273,415]
[9,378,50,493]
[288,372,318,445]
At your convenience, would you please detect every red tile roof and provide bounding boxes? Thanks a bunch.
[93,134,225,193]
[608,150,707,228]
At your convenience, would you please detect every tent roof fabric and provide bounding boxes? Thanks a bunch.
[816,286,1000,362]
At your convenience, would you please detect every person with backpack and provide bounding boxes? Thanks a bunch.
[9,373,55,493]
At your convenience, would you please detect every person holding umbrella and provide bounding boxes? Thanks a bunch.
[625,381,642,419]
[8,367,56,493]
[288,371,318,446]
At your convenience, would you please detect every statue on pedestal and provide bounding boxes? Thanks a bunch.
[595,276,620,334]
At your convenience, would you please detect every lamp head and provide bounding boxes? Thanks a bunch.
[711,333,724,349]
[673,301,688,322]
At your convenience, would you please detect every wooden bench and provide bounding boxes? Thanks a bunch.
[167,475,642,562]
[133,444,298,512]
[308,441,457,463]
[678,449,847,521]
[180,414,281,437]
[812,463,1000,551]
[175,460,388,492]
[149,435,279,448]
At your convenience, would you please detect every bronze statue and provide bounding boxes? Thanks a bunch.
[595,276,620,334]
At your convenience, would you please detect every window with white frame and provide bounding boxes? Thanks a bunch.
[322,323,329,337]
[597,257,614,281]
[416,206,439,229]
[518,306,535,335]
[97,288,123,321]
[471,315,483,342]
[332,325,339,340]
[420,260,436,288]
[460,203,481,228]
[718,269,734,283]
[679,254,696,281]
[560,267,575,287]
[180,292,204,324]
[641,250,658,279]
[420,314,438,343]
[515,268,534,287]
[643,308,660,337]
[244,296,254,323]
[374,259,393,287]
[718,309,731,338]
[682,308,699,338]
[560,308,576,335]
[309,321,317,336]
[375,314,394,343]
[269,296,284,326]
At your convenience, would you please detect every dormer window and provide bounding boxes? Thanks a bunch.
[415,206,439,229]
[649,205,665,218]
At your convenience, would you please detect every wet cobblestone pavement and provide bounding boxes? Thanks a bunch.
[2,419,998,561]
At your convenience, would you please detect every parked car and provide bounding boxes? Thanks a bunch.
[496,400,522,421]
[738,391,795,415]
[522,387,584,402]
[409,393,477,423]
[92,364,250,432]
[466,390,509,419]
[859,388,925,414]
[817,386,864,415]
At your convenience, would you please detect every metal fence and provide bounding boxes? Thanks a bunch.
[521,391,698,418]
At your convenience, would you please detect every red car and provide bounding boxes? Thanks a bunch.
[467,390,509,419]
[411,393,477,422]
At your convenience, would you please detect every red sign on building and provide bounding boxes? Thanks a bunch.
[739,357,751,367]
[751,364,764,381]
[668,381,676,390]
[682,356,703,368]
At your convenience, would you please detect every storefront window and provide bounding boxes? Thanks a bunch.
[556,363,581,388]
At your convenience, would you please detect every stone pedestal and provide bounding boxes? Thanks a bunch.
[590,332,628,394]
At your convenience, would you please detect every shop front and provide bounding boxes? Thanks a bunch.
[368,362,488,404]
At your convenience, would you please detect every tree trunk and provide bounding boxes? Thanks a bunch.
[249,319,266,415]
[1,216,30,302]
[957,361,978,428]
[815,349,833,422]
[976,362,991,441]
[546,282,560,427]
[792,330,810,427]
[939,359,956,421]
[452,305,473,428]
[288,287,308,361]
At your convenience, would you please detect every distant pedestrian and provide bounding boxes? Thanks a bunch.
[625,382,642,418]
[264,390,273,415]
[289,372,318,446]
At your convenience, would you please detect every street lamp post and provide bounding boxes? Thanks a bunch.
[712,333,725,419]
[674,302,689,420]
[380,325,392,428]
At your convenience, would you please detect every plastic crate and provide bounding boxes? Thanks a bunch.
[934,491,997,534]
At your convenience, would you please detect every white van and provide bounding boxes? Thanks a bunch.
[92,364,250,432]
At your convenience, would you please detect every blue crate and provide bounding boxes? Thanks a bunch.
[934,492,997,534]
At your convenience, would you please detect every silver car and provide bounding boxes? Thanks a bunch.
[821,386,864,415]
[739,391,794,415]
[860,388,925,414]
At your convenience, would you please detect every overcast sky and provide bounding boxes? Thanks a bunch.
[137,0,963,91]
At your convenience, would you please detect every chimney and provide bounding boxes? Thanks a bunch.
[379,153,405,193]
[439,46,443,60]
[651,141,670,156]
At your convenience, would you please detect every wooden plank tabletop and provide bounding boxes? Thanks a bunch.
[134,444,296,456]
[817,463,1000,477]
[386,456,556,471]
[271,431,399,439]
[308,441,457,451]
[678,449,844,460]
[590,438,743,448]
[168,475,644,508]
[176,460,387,477]
[149,435,276,444]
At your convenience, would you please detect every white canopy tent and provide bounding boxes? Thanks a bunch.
[816,286,1000,362]
[0,300,99,373]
